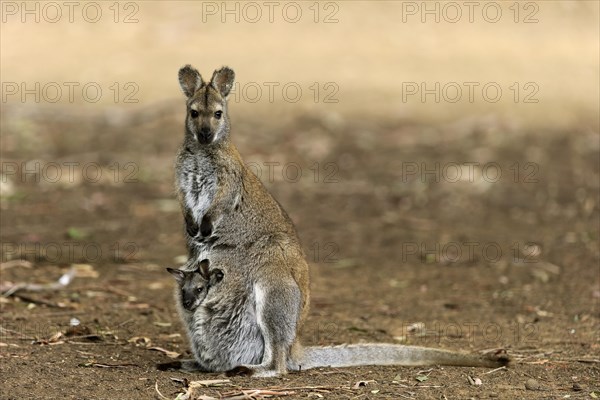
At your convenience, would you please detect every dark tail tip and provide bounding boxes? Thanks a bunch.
[485,349,511,367]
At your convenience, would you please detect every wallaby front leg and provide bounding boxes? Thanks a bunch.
[227,283,301,377]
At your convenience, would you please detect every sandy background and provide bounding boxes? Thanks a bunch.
[1,1,598,129]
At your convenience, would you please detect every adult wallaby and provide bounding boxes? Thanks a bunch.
[175,64,310,377]
[172,65,509,377]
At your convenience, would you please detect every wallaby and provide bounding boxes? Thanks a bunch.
[164,253,508,376]
[166,259,224,312]
[171,65,509,377]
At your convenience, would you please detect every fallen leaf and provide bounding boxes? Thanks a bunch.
[155,380,169,400]
[148,346,181,359]
[128,336,151,346]
[72,264,99,278]
[82,362,138,368]
[415,375,429,382]
[188,379,230,387]
[49,332,64,343]
[353,380,376,389]
[159,333,181,340]
[170,377,190,386]
[407,322,426,336]
[175,380,233,399]
[65,325,91,337]
[33,333,65,346]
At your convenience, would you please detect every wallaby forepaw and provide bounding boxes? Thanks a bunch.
[226,365,254,377]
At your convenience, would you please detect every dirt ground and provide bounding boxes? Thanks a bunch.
[0,100,598,399]
[1,2,599,398]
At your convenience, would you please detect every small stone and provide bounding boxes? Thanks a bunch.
[489,393,498,398]
[525,378,540,391]
[468,376,483,386]
[572,383,582,391]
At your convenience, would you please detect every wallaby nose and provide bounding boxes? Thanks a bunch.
[197,127,212,143]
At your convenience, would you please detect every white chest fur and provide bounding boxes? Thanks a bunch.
[178,158,217,223]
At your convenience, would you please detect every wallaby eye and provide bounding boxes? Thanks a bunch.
[215,271,224,281]
[214,110,222,119]
[190,110,199,118]
[195,287,204,294]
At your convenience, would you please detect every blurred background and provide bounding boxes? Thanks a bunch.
[2,1,598,126]
[1,1,599,398]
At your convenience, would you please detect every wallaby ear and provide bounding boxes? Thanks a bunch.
[210,66,235,98]
[166,268,185,285]
[198,259,210,279]
[178,65,204,98]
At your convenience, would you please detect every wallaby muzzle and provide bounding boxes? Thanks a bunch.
[197,128,213,144]
[182,295,198,311]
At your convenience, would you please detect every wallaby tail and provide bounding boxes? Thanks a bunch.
[291,344,509,371]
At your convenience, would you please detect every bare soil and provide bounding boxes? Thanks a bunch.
[0,104,598,399]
